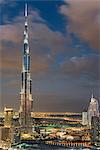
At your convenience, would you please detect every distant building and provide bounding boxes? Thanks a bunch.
[13,129,20,144]
[82,111,88,126]
[82,132,91,141]
[4,107,13,127]
[0,127,11,142]
[91,116,100,142]
[88,94,99,127]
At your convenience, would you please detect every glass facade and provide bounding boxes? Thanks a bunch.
[24,55,30,71]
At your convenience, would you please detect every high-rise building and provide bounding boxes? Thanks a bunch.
[91,116,100,142]
[88,94,99,127]
[0,127,11,142]
[4,107,13,127]
[82,111,88,126]
[19,3,33,133]
[12,128,20,144]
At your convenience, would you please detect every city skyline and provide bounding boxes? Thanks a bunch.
[0,0,100,112]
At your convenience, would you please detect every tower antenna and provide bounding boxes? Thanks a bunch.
[25,3,28,17]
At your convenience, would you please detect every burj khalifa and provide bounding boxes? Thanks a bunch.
[19,3,33,133]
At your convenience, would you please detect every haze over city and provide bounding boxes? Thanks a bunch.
[0,0,100,112]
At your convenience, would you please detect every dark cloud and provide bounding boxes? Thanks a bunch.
[0,0,6,4]
[60,0,100,50]
[0,9,67,74]
[60,55,100,80]
[0,0,16,5]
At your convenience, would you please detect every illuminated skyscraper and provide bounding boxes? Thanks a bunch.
[4,107,13,127]
[0,127,11,142]
[91,116,100,142]
[19,3,33,133]
[82,111,88,126]
[88,94,99,127]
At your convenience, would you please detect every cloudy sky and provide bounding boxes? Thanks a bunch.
[0,0,100,112]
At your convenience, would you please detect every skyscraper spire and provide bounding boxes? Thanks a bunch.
[25,3,28,17]
[19,3,33,133]
[91,93,94,99]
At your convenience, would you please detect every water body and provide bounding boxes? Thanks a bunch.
[13,143,91,150]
